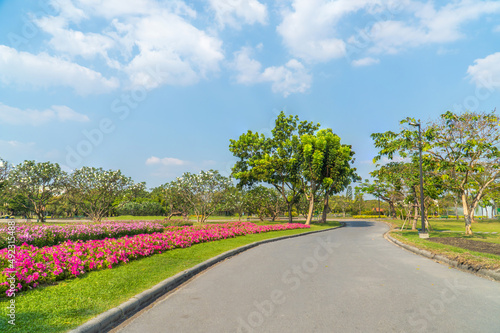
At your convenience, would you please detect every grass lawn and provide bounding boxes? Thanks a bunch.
[0,221,340,332]
[388,218,500,271]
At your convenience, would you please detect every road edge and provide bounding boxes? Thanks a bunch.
[68,223,345,333]
[384,230,500,283]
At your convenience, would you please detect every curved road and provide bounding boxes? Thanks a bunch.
[115,221,500,333]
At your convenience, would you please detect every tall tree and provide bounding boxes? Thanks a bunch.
[64,166,132,222]
[229,111,319,223]
[9,160,65,222]
[0,158,10,191]
[175,170,231,223]
[245,185,285,221]
[224,186,246,221]
[162,181,191,221]
[372,110,500,235]
[299,129,358,224]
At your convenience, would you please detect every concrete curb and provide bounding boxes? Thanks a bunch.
[68,224,344,333]
[384,231,500,283]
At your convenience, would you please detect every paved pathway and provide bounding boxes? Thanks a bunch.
[115,221,500,333]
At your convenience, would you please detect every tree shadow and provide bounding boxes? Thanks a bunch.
[344,221,376,228]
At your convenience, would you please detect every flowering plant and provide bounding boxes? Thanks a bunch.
[0,222,309,296]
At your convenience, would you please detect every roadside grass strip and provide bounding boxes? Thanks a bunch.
[0,221,165,248]
[0,222,310,296]
[390,231,500,271]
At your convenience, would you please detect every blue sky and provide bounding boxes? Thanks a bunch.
[0,0,500,189]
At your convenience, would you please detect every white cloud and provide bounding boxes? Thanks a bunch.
[35,15,115,60]
[0,140,36,148]
[32,1,224,90]
[232,47,312,97]
[366,1,500,54]
[276,0,394,63]
[123,11,224,89]
[352,57,379,67]
[277,0,500,63]
[209,0,268,29]
[146,156,187,166]
[467,52,500,92]
[0,45,119,95]
[262,60,312,97]
[277,0,351,63]
[0,103,89,126]
[233,47,263,84]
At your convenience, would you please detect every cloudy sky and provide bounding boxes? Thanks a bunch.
[0,0,499,188]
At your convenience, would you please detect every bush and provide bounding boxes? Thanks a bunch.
[117,201,165,216]
[352,215,387,219]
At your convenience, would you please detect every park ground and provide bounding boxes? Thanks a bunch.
[382,217,500,271]
[0,218,339,333]
[0,215,498,332]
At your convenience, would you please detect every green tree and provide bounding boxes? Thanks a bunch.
[352,187,365,215]
[162,181,191,221]
[298,129,357,224]
[64,166,132,222]
[245,185,285,221]
[175,170,232,223]
[9,160,65,222]
[224,186,250,221]
[360,162,407,219]
[230,111,320,223]
[372,110,500,235]
[0,158,10,192]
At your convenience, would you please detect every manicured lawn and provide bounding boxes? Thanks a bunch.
[391,218,500,233]
[0,222,339,332]
[389,218,500,271]
[390,231,500,270]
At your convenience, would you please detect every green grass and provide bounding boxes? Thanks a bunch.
[388,218,500,272]
[391,218,500,232]
[0,221,340,332]
[390,231,500,267]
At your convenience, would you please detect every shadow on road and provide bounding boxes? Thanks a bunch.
[343,221,377,228]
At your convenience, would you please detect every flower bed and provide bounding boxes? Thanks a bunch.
[0,221,165,248]
[0,222,309,296]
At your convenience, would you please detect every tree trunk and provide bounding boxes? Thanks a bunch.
[462,194,473,235]
[34,204,45,223]
[389,201,397,219]
[412,204,418,231]
[305,193,314,226]
[287,203,293,223]
[321,194,329,223]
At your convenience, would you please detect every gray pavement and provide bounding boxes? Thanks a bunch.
[115,221,500,333]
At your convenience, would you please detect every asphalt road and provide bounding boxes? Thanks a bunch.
[115,221,500,333]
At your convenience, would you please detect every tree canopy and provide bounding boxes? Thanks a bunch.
[64,166,132,222]
[371,110,500,234]
[9,160,65,222]
[230,111,357,224]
